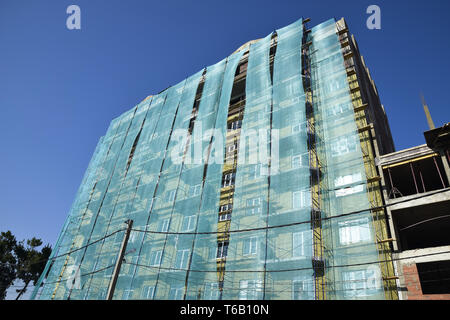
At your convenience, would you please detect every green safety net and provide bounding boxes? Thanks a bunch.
[309,19,384,299]
[185,51,244,300]
[33,17,387,300]
[265,18,315,300]
[137,59,228,300]
[222,32,273,300]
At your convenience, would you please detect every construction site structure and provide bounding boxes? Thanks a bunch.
[32,17,400,300]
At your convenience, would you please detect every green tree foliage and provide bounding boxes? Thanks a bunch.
[0,231,18,300]
[0,231,51,300]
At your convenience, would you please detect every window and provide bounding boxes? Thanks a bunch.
[222,173,235,187]
[169,286,184,300]
[228,120,242,130]
[292,231,312,258]
[203,283,220,300]
[243,237,258,256]
[292,153,308,169]
[331,135,358,157]
[246,197,262,215]
[182,215,196,232]
[335,173,362,187]
[122,289,134,300]
[326,79,342,93]
[227,143,237,153]
[219,213,231,221]
[292,123,304,134]
[338,218,371,245]
[239,280,262,300]
[292,279,313,300]
[141,286,155,299]
[175,249,190,269]
[220,203,232,212]
[327,103,351,117]
[189,184,202,197]
[158,219,170,232]
[166,190,176,202]
[293,190,311,209]
[253,164,268,179]
[149,250,162,266]
[336,185,364,197]
[217,242,229,259]
[335,172,364,197]
[342,269,379,298]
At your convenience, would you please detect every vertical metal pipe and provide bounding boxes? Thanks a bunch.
[410,163,419,194]
[433,156,446,188]
[387,168,395,198]
[418,163,426,193]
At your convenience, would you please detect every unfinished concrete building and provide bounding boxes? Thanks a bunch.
[379,122,450,299]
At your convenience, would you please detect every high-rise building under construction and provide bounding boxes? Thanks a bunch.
[32,17,400,300]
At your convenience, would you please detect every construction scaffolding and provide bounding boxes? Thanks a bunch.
[32,17,398,300]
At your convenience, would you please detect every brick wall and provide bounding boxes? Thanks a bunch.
[402,263,450,300]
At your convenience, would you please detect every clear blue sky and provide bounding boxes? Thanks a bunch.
[1,0,449,248]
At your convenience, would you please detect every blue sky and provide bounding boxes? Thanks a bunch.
[1,0,449,251]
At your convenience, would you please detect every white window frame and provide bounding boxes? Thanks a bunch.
[334,172,364,197]
[167,190,176,202]
[229,120,242,130]
[158,218,170,232]
[203,283,220,300]
[227,143,237,153]
[292,279,312,300]
[342,269,376,298]
[220,203,232,212]
[336,185,364,197]
[338,218,372,246]
[334,173,363,188]
[292,231,312,258]
[149,250,162,267]
[328,103,351,117]
[141,286,155,299]
[169,286,184,300]
[219,213,231,221]
[239,280,262,300]
[122,289,134,300]
[175,249,190,269]
[292,190,311,209]
[253,164,268,179]
[327,79,341,93]
[292,153,308,169]
[292,123,304,134]
[223,173,235,187]
[243,237,258,256]
[182,215,196,232]
[216,241,229,259]
[246,197,262,215]
[332,135,358,157]
[189,184,202,197]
